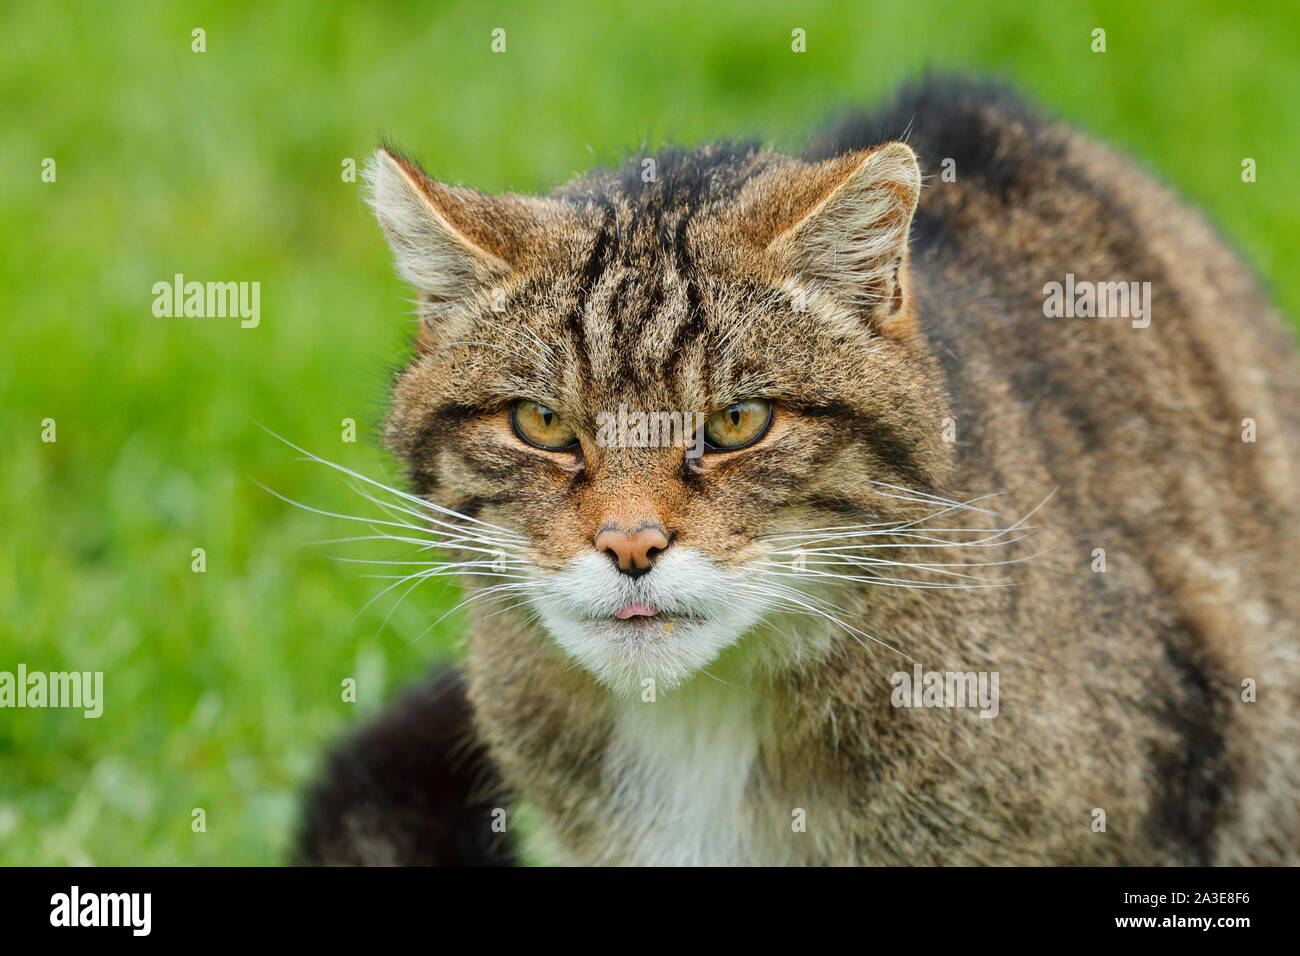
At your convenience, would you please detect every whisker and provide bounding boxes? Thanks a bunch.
[770,533,1035,553]
[409,581,546,644]
[734,580,915,663]
[767,555,1001,582]
[346,481,524,551]
[255,481,522,561]
[757,492,1010,542]
[867,480,1008,519]
[311,530,519,560]
[257,425,526,540]
[327,555,528,568]
[757,565,1009,590]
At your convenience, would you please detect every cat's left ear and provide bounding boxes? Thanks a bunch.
[761,142,921,332]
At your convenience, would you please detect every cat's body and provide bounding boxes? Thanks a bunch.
[298,79,1300,866]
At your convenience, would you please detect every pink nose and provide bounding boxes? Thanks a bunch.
[594,525,670,577]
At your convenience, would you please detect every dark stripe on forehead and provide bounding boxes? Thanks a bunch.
[569,202,617,374]
[673,211,701,323]
[631,271,670,388]
[662,210,705,378]
[606,270,630,356]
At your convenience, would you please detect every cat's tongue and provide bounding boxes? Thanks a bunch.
[615,603,658,620]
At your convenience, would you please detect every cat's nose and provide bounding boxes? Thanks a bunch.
[594,524,671,578]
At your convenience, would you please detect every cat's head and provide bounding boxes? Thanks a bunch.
[369,141,950,695]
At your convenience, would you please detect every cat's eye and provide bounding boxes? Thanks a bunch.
[511,400,579,451]
[703,399,773,451]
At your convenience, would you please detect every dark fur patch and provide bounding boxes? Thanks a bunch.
[801,401,932,491]
[1144,624,1234,865]
[295,666,514,866]
[807,74,1058,203]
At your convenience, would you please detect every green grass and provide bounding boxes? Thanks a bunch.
[2,0,1297,865]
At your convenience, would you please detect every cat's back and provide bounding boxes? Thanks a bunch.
[816,78,1300,863]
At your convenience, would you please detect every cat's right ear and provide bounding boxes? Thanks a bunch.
[366,148,517,303]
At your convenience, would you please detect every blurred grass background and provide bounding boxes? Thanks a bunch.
[1,0,1296,865]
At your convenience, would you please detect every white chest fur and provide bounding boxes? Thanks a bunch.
[600,680,765,866]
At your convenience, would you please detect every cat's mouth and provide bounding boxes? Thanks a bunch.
[615,602,658,620]
[535,548,766,693]
[590,603,707,628]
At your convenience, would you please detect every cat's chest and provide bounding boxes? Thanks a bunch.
[597,684,778,866]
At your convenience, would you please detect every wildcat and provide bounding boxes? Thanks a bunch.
[297,78,1300,866]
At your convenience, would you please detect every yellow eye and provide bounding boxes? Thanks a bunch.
[511,400,578,451]
[703,399,773,451]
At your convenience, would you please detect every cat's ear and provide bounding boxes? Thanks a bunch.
[762,143,921,329]
[366,148,538,304]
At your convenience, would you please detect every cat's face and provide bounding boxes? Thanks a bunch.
[373,142,946,694]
